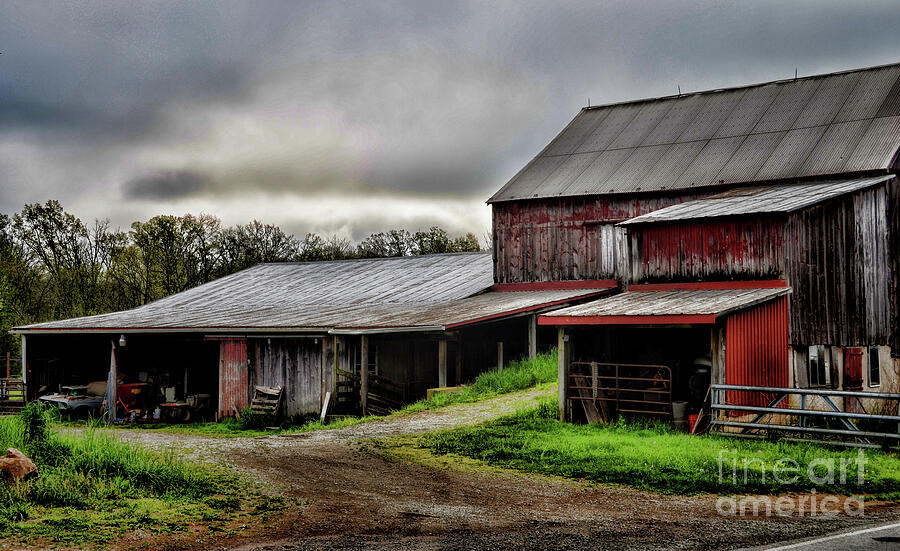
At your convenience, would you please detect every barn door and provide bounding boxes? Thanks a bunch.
[218,339,249,418]
[843,347,863,413]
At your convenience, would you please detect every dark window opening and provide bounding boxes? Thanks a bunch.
[808,345,827,387]
[352,342,377,376]
[869,347,881,387]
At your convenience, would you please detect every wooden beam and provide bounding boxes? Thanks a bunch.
[360,335,368,416]
[497,341,504,370]
[528,314,537,359]
[557,328,567,422]
[107,340,118,424]
[454,339,462,386]
[438,339,447,388]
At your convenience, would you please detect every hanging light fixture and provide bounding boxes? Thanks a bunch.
[119,334,127,347]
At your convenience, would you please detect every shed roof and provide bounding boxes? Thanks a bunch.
[620,175,895,225]
[14,252,616,334]
[539,287,790,325]
[489,62,900,203]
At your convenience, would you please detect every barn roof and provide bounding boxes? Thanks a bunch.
[620,175,895,225]
[14,252,616,334]
[539,286,790,325]
[489,62,900,203]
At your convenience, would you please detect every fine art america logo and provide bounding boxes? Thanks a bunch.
[715,449,866,517]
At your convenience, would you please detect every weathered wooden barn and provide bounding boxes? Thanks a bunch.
[14,252,613,420]
[488,62,900,426]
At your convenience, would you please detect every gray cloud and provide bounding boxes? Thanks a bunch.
[1,0,899,238]
[122,170,214,201]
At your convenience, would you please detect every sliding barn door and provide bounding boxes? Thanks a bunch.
[218,339,249,418]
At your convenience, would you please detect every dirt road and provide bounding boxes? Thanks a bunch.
[111,389,900,551]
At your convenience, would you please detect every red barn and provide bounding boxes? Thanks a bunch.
[489,63,900,431]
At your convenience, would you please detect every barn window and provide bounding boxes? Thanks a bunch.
[807,345,828,387]
[869,347,881,387]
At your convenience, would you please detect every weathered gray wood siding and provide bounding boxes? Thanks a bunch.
[492,194,709,283]
[783,183,894,348]
[250,337,324,418]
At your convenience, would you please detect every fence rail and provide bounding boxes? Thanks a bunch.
[0,378,26,413]
[710,383,900,447]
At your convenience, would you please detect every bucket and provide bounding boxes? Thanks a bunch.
[672,401,689,420]
[688,413,699,433]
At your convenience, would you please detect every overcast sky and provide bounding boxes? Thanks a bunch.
[1,1,899,241]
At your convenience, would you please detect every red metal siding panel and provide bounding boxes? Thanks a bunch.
[219,338,248,418]
[725,296,789,407]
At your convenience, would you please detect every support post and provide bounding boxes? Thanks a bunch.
[438,339,448,388]
[20,335,26,386]
[6,352,9,379]
[527,315,537,359]
[454,338,462,386]
[107,340,118,424]
[497,341,504,370]
[360,335,368,416]
[558,328,567,422]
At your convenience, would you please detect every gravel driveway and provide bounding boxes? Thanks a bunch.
[104,388,900,551]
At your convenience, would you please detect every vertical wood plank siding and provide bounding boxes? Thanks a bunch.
[492,194,706,283]
[251,338,323,418]
[783,184,894,347]
[725,296,789,406]
[218,338,249,418]
[630,218,786,282]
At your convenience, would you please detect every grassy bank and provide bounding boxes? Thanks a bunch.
[422,397,900,499]
[0,403,275,547]
[400,350,557,413]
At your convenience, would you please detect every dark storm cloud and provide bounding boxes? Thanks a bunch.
[1,0,899,236]
[123,170,213,201]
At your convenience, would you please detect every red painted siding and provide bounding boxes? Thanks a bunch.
[725,296,789,408]
[218,338,248,418]
[492,193,710,283]
[633,218,786,282]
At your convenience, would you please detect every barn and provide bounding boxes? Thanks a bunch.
[488,62,900,430]
[13,252,613,420]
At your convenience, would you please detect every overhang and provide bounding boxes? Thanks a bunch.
[539,284,790,326]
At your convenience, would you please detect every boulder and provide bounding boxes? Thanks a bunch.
[0,448,38,483]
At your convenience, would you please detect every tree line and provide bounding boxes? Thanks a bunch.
[0,200,483,356]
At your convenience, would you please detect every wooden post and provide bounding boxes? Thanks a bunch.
[360,335,368,416]
[107,340,118,424]
[497,341,504,370]
[438,339,447,388]
[20,335,26,387]
[5,352,9,379]
[528,315,538,359]
[558,328,567,422]
[454,339,462,386]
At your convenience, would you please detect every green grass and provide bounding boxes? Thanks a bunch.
[0,403,279,547]
[422,397,900,499]
[400,350,557,413]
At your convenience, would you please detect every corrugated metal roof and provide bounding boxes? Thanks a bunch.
[541,288,790,320]
[489,63,900,203]
[14,252,616,333]
[619,175,894,225]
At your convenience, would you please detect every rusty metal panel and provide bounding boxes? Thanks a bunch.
[755,126,828,181]
[724,296,790,407]
[219,338,248,418]
[674,136,744,188]
[713,84,780,138]
[833,66,900,123]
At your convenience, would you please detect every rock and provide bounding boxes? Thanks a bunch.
[0,448,38,483]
